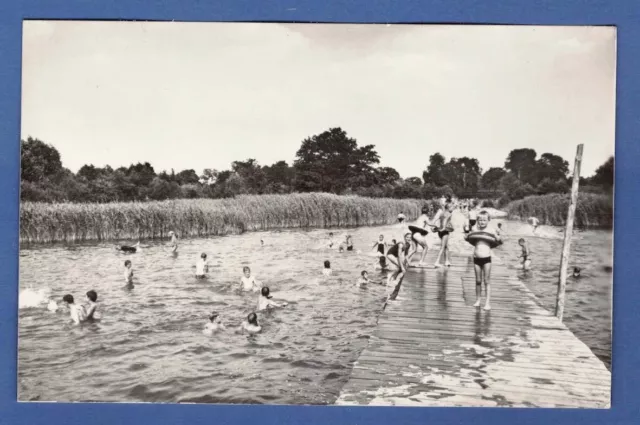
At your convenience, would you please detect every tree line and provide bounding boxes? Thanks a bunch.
[20,128,614,204]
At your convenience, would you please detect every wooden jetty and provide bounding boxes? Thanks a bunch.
[336,251,611,408]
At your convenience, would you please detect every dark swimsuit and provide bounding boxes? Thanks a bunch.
[347,245,354,251]
[387,242,410,258]
[377,243,385,254]
[120,246,137,253]
[473,256,492,267]
[398,218,405,223]
[438,230,450,239]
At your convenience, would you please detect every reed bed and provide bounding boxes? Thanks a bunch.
[505,193,613,228]
[20,193,428,244]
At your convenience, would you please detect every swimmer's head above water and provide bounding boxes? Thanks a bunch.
[243,266,251,277]
[361,270,368,279]
[208,311,220,323]
[201,253,207,260]
[379,256,387,267]
[86,290,97,303]
[573,267,581,277]
[518,238,526,246]
[124,260,132,268]
[324,260,331,269]
[247,312,259,326]
[62,294,74,304]
[261,287,273,299]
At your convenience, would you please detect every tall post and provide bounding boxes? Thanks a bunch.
[556,144,584,321]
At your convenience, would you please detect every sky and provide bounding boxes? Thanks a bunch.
[21,21,616,178]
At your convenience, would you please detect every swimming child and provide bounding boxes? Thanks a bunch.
[528,217,540,233]
[242,312,262,334]
[372,234,387,256]
[327,232,335,249]
[240,266,262,292]
[322,260,332,277]
[356,270,383,286]
[124,260,134,287]
[85,290,98,320]
[62,294,87,325]
[464,210,500,311]
[346,235,354,251]
[386,233,416,281]
[115,242,141,253]
[518,238,531,271]
[397,212,406,223]
[195,253,209,278]
[168,231,178,252]
[573,267,581,278]
[203,311,226,334]
[374,256,390,271]
[257,287,287,311]
[433,201,455,268]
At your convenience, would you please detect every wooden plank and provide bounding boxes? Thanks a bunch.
[335,251,610,408]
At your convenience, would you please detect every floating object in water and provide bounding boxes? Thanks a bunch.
[603,265,613,273]
[47,300,58,312]
[465,231,502,249]
[408,225,430,236]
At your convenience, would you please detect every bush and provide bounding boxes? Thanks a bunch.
[505,193,613,228]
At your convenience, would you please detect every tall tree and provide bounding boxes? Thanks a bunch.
[535,153,569,183]
[422,153,446,186]
[504,148,537,184]
[591,156,614,188]
[482,167,507,191]
[293,127,380,193]
[21,137,63,182]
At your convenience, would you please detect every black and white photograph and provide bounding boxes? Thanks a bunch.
[18,21,614,407]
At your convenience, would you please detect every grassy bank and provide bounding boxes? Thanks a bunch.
[505,193,613,228]
[20,193,434,244]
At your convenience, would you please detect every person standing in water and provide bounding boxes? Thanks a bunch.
[168,231,178,253]
[240,266,261,292]
[464,210,500,310]
[322,260,332,276]
[257,287,287,311]
[397,211,406,223]
[518,238,531,271]
[203,312,226,334]
[372,234,388,256]
[195,253,209,279]
[327,232,335,249]
[62,294,87,325]
[85,290,98,320]
[124,260,134,287]
[528,217,540,234]
[242,313,262,334]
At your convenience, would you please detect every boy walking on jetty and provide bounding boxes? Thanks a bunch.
[464,210,501,311]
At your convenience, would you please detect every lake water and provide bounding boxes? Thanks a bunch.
[18,218,612,404]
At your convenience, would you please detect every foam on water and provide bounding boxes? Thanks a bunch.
[19,288,51,309]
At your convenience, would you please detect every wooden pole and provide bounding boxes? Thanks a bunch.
[556,144,584,321]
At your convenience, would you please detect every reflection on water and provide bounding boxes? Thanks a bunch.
[18,219,612,403]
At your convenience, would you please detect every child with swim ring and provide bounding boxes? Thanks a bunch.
[464,210,501,311]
